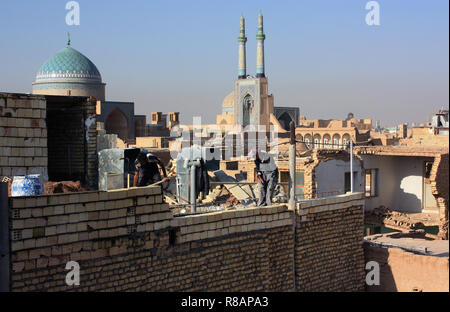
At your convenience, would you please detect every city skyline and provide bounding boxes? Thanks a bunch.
[0,0,448,127]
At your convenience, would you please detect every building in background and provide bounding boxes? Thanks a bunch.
[216,13,297,131]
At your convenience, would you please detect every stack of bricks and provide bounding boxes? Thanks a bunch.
[0,93,48,179]
[295,193,366,291]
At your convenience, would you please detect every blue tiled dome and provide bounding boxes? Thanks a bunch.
[35,46,102,83]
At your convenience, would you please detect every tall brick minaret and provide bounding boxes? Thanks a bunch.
[256,11,265,78]
[238,15,247,79]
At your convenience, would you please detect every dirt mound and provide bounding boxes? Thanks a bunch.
[45,181,86,194]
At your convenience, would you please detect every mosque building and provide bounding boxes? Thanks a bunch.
[32,36,106,100]
[31,35,177,143]
[216,12,299,131]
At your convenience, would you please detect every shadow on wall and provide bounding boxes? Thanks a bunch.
[364,246,398,292]
[397,176,422,213]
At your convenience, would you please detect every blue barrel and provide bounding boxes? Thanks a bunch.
[11,175,44,197]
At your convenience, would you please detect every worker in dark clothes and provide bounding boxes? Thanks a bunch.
[250,149,278,206]
[133,152,168,187]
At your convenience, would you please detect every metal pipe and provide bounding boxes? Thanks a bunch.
[289,121,296,211]
[190,159,201,213]
[0,182,10,291]
[190,163,196,213]
[350,140,353,193]
[288,121,297,292]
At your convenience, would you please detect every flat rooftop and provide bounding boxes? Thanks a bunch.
[364,233,449,258]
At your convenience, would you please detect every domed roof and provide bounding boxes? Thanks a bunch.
[35,46,102,83]
[222,91,235,108]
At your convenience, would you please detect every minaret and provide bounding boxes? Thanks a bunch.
[256,11,265,78]
[238,15,247,79]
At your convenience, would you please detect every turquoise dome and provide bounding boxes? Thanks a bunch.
[35,46,102,83]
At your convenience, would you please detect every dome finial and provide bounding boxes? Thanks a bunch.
[67,32,71,46]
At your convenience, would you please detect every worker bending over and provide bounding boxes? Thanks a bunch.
[250,149,279,206]
[133,152,168,187]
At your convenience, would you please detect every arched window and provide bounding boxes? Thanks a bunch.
[278,112,294,131]
[105,108,129,140]
[313,134,321,149]
[332,134,340,149]
[323,134,331,149]
[342,134,351,150]
[304,134,312,149]
[242,94,254,127]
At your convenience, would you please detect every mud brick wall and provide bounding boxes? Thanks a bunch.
[430,153,449,239]
[46,96,97,188]
[364,243,449,292]
[7,186,294,291]
[0,93,48,179]
[6,187,365,292]
[295,193,366,291]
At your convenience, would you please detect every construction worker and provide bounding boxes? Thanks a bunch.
[250,149,279,206]
[133,152,169,187]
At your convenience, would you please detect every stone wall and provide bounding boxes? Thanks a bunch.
[0,93,48,180]
[295,193,366,291]
[5,186,365,292]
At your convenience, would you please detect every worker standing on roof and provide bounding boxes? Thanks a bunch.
[133,152,169,187]
[250,149,279,206]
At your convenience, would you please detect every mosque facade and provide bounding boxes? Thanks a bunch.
[216,12,299,131]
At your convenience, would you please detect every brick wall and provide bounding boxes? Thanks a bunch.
[0,93,48,179]
[430,153,449,239]
[5,187,365,291]
[295,193,366,291]
[0,94,98,188]
[46,96,97,188]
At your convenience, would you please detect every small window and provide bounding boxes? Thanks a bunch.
[365,169,378,197]
[345,171,358,193]
[314,138,320,149]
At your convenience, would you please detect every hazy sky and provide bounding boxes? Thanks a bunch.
[0,0,448,127]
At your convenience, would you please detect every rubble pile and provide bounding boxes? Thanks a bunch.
[365,206,427,230]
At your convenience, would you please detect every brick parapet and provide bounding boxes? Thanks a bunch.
[0,94,48,179]
[7,187,365,292]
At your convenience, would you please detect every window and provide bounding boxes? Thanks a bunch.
[365,169,378,197]
[345,171,358,193]
[314,138,320,149]
[278,170,304,199]
[333,138,339,149]
[342,138,348,148]
[305,138,311,149]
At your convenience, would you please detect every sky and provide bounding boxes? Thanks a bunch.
[0,0,448,127]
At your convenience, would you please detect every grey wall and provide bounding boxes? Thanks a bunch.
[362,155,433,213]
[315,159,363,196]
